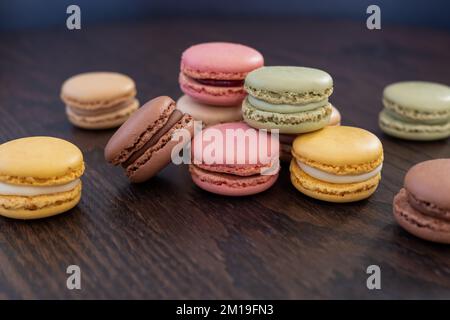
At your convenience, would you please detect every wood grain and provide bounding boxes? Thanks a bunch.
[0,17,449,299]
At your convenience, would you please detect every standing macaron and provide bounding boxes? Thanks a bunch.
[290,126,383,202]
[179,42,264,106]
[379,81,450,140]
[176,95,242,127]
[105,96,194,183]
[189,122,279,196]
[0,137,84,219]
[61,72,139,129]
[393,159,450,244]
[243,66,333,134]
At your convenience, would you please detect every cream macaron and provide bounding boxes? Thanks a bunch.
[61,72,139,129]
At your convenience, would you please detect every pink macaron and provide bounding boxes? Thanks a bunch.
[179,42,264,106]
[189,122,279,196]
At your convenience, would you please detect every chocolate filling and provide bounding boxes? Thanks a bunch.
[122,110,184,168]
[195,78,244,87]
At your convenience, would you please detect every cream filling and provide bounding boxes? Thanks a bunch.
[248,95,328,114]
[0,179,80,196]
[297,161,382,184]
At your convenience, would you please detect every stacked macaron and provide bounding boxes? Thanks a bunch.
[393,159,450,244]
[379,81,450,141]
[178,42,264,126]
[242,66,342,162]
[189,122,279,196]
[62,72,139,129]
[290,126,383,202]
[243,66,333,134]
[0,137,84,219]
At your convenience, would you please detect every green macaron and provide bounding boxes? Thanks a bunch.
[379,81,450,141]
[243,66,333,134]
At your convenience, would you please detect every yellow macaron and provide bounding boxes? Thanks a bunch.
[0,137,84,219]
[290,126,383,202]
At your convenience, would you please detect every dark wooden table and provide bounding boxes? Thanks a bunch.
[0,17,449,300]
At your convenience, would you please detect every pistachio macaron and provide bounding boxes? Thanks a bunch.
[379,81,450,140]
[61,72,139,129]
[290,126,383,202]
[243,66,333,134]
[0,137,84,219]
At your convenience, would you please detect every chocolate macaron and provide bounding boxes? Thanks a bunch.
[105,96,194,182]
[393,159,450,244]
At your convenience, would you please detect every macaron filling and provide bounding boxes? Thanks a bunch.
[296,160,382,184]
[122,110,185,168]
[195,78,245,87]
[248,96,328,114]
[0,179,81,196]
[67,98,137,117]
[379,110,450,134]
[383,98,450,123]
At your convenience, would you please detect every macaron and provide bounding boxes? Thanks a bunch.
[290,126,383,202]
[379,81,450,141]
[105,96,194,183]
[393,159,450,244]
[0,137,84,219]
[279,104,341,162]
[61,72,139,129]
[329,105,342,126]
[176,95,242,127]
[179,42,264,106]
[189,122,279,196]
[243,66,333,134]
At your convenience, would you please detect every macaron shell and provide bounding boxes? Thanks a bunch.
[0,182,81,219]
[190,165,278,196]
[127,115,195,183]
[242,98,332,134]
[0,137,84,186]
[245,66,333,101]
[394,188,450,244]
[404,159,450,212]
[179,72,246,106]
[181,42,264,78]
[176,95,242,126]
[292,126,383,174]
[290,160,380,203]
[66,99,139,129]
[61,72,136,109]
[105,96,176,164]
[383,81,450,113]
[191,122,279,171]
[379,109,450,141]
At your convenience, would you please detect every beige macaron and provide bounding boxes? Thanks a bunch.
[61,72,139,129]
[176,95,242,127]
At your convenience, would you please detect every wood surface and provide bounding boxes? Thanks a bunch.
[0,17,449,299]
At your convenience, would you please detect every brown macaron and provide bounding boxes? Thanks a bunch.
[105,96,194,182]
[393,159,450,244]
